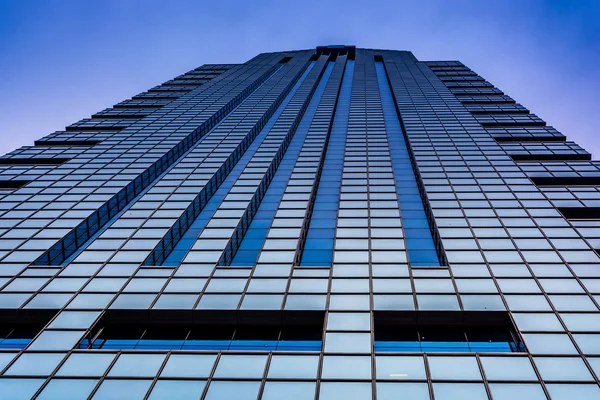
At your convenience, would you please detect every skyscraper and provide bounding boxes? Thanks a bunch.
[0,45,599,399]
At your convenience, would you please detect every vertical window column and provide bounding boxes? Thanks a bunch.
[229,62,336,266]
[331,57,407,268]
[159,62,317,266]
[178,55,331,267]
[375,61,441,267]
[300,60,355,266]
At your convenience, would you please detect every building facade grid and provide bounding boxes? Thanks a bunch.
[0,46,597,400]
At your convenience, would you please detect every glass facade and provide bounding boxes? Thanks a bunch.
[0,45,598,399]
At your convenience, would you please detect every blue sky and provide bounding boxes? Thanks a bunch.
[0,0,598,156]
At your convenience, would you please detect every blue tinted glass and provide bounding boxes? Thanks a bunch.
[92,380,152,400]
[262,382,316,400]
[204,381,261,400]
[230,61,334,266]
[37,379,98,400]
[375,327,521,353]
[319,382,372,400]
[375,61,440,268]
[160,61,316,267]
[301,60,354,267]
[147,380,206,400]
[0,379,45,400]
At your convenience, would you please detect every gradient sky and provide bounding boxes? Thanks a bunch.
[0,0,598,156]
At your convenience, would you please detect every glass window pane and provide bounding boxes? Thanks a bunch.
[480,357,537,381]
[573,333,600,355]
[546,384,600,400]
[5,353,64,376]
[428,356,482,381]
[376,356,426,380]
[433,383,488,400]
[523,334,578,354]
[325,332,370,353]
[160,354,216,378]
[327,313,370,331]
[213,355,267,378]
[512,313,564,332]
[489,384,547,400]
[319,382,372,400]
[321,356,371,379]
[37,379,98,400]
[108,354,166,377]
[56,353,116,377]
[376,382,430,400]
[92,380,152,400]
[534,357,593,381]
[147,380,206,400]
[0,379,45,400]
[262,382,316,400]
[267,355,319,379]
[204,381,261,400]
[48,311,100,329]
[28,331,83,350]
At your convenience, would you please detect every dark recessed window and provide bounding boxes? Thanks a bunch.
[374,311,526,353]
[557,207,600,220]
[79,310,324,352]
[34,140,102,147]
[0,311,55,349]
[0,325,43,349]
[510,154,591,162]
[530,176,600,187]
[0,180,30,190]
[493,136,565,143]
[0,158,70,165]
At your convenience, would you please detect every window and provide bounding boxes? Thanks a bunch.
[530,176,600,187]
[374,311,525,353]
[0,158,70,165]
[0,311,54,349]
[79,310,324,351]
[34,140,101,146]
[0,180,31,190]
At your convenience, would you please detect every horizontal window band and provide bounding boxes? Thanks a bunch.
[374,311,526,353]
[78,310,324,351]
[159,82,202,86]
[558,207,600,220]
[0,180,31,189]
[530,176,600,186]
[480,122,546,128]
[90,114,148,120]
[469,109,530,115]
[452,91,504,96]
[510,153,591,162]
[132,95,180,100]
[113,104,166,109]
[64,126,124,132]
[80,339,322,352]
[461,100,517,104]
[0,158,70,165]
[34,140,102,147]
[493,136,565,143]
[149,87,193,92]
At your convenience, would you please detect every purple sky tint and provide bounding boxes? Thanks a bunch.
[0,0,598,156]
